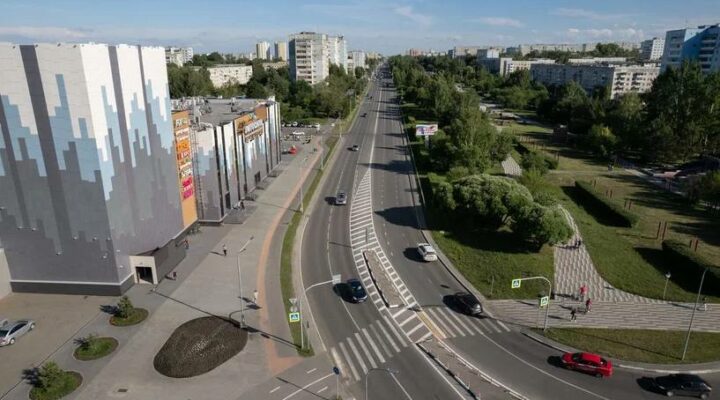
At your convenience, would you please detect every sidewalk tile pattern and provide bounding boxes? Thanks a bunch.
[501,156,522,177]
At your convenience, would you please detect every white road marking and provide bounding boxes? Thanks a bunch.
[317,386,328,393]
[369,322,394,358]
[399,314,415,327]
[362,328,386,364]
[347,336,368,374]
[281,373,334,400]
[306,367,317,374]
[355,332,378,369]
[406,321,424,336]
[339,342,360,381]
[382,315,408,347]
[270,386,281,393]
[441,307,476,336]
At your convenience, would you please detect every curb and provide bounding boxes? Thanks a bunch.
[522,330,720,374]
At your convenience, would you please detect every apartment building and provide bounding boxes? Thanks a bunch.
[531,63,659,98]
[203,64,254,87]
[275,41,288,61]
[289,32,329,84]
[450,46,486,58]
[661,24,720,73]
[327,35,348,71]
[256,41,271,60]
[0,43,193,295]
[640,37,665,60]
[165,46,194,66]
[348,50,366,71]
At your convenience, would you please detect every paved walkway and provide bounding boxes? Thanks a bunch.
[501,156,522,177]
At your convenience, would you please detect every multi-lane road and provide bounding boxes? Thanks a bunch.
[300,64,720,399]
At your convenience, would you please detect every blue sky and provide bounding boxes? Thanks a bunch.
[1,0,718,55]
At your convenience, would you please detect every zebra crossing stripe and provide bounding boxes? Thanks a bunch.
[392,308,406,319]
[339,342,361,381]
[424,308,450,337]
[382,315,409,347]
[355,332,378,369]
[497,320,511,332]
[399,314,415,327]
[346,337,368,374]
[376,318,401,353]
[362,328,386,364]
[406,321,424,337]
[440,307,476,336]
[431,307,463,336]
[369,323,393,358]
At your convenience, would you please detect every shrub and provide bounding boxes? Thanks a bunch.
[513,204,573,247]
[30,362,82,400]
[574,181,639,227]
[662,240,720,294]
[116,296,133,319]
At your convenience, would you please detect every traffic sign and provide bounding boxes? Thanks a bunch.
[332,274,342,285]
[289,312,300,323]
[511,279,522,289]
[539,296,549,308]
[289,297,297,305]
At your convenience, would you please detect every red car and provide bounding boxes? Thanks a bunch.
[561,352,613,378]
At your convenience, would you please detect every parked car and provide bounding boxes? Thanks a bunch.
[291,121,298,127]
[417,243,438,261]
[347,279,368,303]
[453,292,483,316]
[0,320,35,346]
[652,374,712,398]
[561,352,613,378]
[335,191,347,205]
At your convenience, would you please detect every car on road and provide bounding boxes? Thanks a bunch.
[651,374,712,398]
[347,279,368,303]
[453,292,483,316]
[335,191,347,205]
[417,243,438,261]
[350,144,360,152]
[0,319,35,346]
[561,352,613,378]
[361,112,367,117]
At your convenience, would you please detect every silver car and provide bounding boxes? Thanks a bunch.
[0,320,35,346]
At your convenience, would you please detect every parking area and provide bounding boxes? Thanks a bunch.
[0,293,108,396]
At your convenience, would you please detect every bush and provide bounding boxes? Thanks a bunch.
[574,181,639,227]
[116,296,133,319]
[74,336,118,361]
[662,240,720,295]
[513,204,573,247]
[30,362,82,400]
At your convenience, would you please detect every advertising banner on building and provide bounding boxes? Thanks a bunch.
[172,111,198,227]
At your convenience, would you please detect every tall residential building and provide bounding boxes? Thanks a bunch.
[256,41,271,60]
[348,50,366,72]
[450,46,487,58]
[326,35,348,71]
[203,65,254,87]
[0,43,194,296]
[289,32,329,84]
[530,63,659,98]
[640,37,665,60]
[274,41,288,61]
[165,47,185,66]
[661,24,720,73]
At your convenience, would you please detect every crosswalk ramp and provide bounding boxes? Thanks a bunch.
[421,306,512,339]
[330,316,411,382]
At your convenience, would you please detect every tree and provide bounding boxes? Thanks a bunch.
[37,362,65,390]
[355,67,365,80]
[584,124,617,158]
[117,296,134,319]
[452,175,534,228]
[246,79,268,99]
[513,204,573,247]
[605,92,644,151]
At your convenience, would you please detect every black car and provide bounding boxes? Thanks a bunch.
[361,112,367,117]
[454,292,483,316]
[652,374,712,398]
[347,279,368,303]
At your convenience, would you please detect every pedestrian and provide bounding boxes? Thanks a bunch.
[570,307,577,321]
[585,298,592,313]
[184,239,190,249]
[577,238,583,248]
[172,271,177,280]
[701,297,708,311]
[253,289,258,305]
[222,244,227,257]
[240,200,245,211]
[579,284,587,302]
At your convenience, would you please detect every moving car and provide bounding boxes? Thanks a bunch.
[0,319,35,346]
[361,112,367,117]
[417,243,438,261]
[350,145,360,152]
[347,279,368,303]
[453,292,483,316]
[561,352,613,378]
[652,374,712,398]
[335,191,347,205]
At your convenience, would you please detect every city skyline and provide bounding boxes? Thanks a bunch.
[1,0,719,55]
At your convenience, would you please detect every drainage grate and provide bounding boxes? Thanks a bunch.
[117,388,128,393]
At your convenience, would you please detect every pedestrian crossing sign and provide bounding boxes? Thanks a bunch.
[511,279,522,289]
[539,296,549,308]
[289,312,300,323]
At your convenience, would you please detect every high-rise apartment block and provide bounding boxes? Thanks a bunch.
[274,41,288,61]
[165,47,193,66]
[640,37,665,60]
[326,35,348,71]
[289,32,329,84]
[203,65,254,87]
[530,63,659,98]
[0,43,194,295]
[348,50,366,72]
[256,41,271,61]
[661,24,720,73]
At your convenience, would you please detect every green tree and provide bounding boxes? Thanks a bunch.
[37,362,64,390]
[117,296,134,319]
[605,92,644,151]
[246,79,268,99]
[584,124,618,158]
[513,204,573,247]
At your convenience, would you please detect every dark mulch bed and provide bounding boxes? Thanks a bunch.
[154,316,248,378]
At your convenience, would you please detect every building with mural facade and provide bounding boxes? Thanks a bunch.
[0,43,193,296]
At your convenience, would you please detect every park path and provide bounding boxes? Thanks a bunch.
[501,155,522,177]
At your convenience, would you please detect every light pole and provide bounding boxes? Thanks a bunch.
[682,267,709,360]
[235,236,255,328]
[365,368,399,400]
[663,271,672,300]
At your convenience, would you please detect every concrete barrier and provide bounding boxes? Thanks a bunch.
[363,250,404,308]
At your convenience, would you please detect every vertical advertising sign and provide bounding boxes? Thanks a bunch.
[173,111,198,227]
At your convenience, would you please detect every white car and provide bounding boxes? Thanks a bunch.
[417,243,438,262]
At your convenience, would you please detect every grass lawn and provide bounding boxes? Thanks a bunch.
[110,308,148,326]
[73,337,118,361]
[29,371,82,400]
[543,328,720,364]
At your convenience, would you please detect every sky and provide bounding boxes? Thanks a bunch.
[1,0,719,55]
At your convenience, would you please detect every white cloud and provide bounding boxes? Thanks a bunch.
[474,17,524,28]
[394,6,432,26]
[0,26,89,41]
[551,8,626,21]
[564,27,645,41]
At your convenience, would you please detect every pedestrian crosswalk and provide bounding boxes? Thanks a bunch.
[330,316,410,382]
[422,306,511,339]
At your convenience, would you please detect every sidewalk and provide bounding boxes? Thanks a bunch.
[1,137,325,400]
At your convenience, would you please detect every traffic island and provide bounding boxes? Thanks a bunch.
[28,362,82,400]
[153,316,248,378]
[363,250,404,308]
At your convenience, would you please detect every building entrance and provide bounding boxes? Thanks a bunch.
[135,266,154,284]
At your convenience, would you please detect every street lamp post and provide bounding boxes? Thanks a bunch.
[365,368,399,400]
[663,271,672,300]
[235,236,255,328]
[682,267,709,360]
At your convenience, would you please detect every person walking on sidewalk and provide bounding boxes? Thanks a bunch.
[701,297,708,311]
[253,289,258,305]
[222,244,228,257]
[579,284,587,302]
[241,200,245,212]
[172,271,178,280]
[585,298,592,314]
[570,307,577,321]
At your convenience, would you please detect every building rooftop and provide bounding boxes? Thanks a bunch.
[171,97,262,127]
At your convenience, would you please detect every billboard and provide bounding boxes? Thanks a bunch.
[173,111,198,228]
[415,124,438,136]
